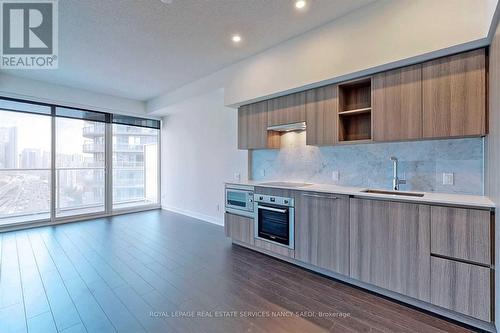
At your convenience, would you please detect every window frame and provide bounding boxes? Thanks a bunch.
[0,96,161,229]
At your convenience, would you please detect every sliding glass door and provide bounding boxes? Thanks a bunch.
[0,98,160,227]
[0,102,52,225]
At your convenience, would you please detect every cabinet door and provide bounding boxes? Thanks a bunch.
[267,92,306,126]
[238,101,279,149]
[305,85,337,146]
[431,257,490,321]
[224,213,254,245]
[422,49,486,138]
[431,206,491,265]
[373,64,422,141]
[295,192,349,275]
[350,198,431,301]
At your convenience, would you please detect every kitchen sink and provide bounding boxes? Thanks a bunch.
[361,189,425,197]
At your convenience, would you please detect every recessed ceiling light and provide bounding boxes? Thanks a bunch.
[295,0,306,9]
[232,35,242,43]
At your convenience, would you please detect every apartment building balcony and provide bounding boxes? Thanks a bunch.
[83,124,157,138]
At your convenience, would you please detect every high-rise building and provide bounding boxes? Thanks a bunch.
[20,148,42,169]
[0,127,18,168]
[82,122,157,206]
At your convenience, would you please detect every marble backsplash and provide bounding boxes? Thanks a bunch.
[250,131,484,195]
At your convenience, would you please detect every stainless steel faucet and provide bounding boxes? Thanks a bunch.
[390,156,400,190]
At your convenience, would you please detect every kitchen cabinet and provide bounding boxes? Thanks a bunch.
[373,64,422,141]
[238,101,280,149]
[295,192,349,275]
[349,198,431,301]
[430,206,491,265]
[431,256,490,321]
[422,49,486,138]
[267,92,306,126]
[305,85,337,146]
[224,213,254,245]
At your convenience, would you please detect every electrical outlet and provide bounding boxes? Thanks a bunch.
[233,172,241,181]
[332,171,339,182]
[442,173,454,185]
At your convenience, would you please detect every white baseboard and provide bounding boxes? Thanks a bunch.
[162,205,223,226]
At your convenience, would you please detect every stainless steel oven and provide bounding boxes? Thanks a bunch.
[254,194,294,249]
[225,185,254,218]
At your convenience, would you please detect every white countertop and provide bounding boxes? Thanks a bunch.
[225,180,495,209]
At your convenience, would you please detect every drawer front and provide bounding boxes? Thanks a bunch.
[431,257,491,321]
[431,206,491,265]
[224,213,254,245]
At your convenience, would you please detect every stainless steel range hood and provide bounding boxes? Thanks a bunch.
[267,121,306,132]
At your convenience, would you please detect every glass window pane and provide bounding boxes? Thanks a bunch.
[0,99,51,115]
[112,124,159,210]
[0,110,51,225]
[56,118,105,217]
[112,114,160,129]
[56,107,108,123]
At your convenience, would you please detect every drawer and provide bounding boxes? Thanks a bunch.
[431,257,491,321]
[430,206,491,265]
[224,213,254,245]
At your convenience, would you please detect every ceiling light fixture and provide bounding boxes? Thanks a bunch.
[232,35,242,43]
[295,0,306,9]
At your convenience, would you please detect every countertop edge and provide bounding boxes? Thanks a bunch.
[224,181,495,209]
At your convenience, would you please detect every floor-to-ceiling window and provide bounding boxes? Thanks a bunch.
[112,116,159,210]
[55,108,108,217]
[0,98,160,227]
[0,100,52,225]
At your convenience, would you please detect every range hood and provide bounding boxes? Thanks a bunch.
[267,121,306,132]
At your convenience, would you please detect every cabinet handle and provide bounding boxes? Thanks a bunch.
[302,193,338,200]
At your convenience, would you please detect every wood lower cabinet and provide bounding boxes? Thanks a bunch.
[373,64,422,141]
[224,213,254,245]
[349,198,431,301]
[295,192,349,275]
[422,49,486,138]
[238,101,280,149]
[267,92,306,126]
[430,206,491,265]
[431,256,491,321]
[305,85,337,146]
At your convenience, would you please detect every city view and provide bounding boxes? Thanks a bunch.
[0,110,159,224]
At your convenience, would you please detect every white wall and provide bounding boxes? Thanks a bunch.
[161,88,247,225]
[0,73,147,115]
[147,0,496,112]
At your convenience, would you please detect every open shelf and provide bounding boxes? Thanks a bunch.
[338,78,372,142]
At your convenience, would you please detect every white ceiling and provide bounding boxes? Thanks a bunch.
[1,0,376,101]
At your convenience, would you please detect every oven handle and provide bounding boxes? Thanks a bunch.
[257,205,287,213]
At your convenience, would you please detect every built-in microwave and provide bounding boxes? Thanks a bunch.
[225,185,254,218]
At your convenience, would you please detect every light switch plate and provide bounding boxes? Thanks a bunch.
[233,172,241,181]
[332,171,339,182]
[442,173,454,185]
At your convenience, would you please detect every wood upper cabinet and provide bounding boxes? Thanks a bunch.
[373,64,422,141]
[238,101,279,149]
[350,198,431,301]
[422,49,486,138]
[294,192,349,275]
[431,257,490,321]
[430,206,491,265]
[305,85,337,146]
[267,92,306,126]
[224,213,254,245]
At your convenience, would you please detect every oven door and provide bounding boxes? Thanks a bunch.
[255,204,294,249]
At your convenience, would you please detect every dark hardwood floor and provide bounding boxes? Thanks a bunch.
[0,210,477,333]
